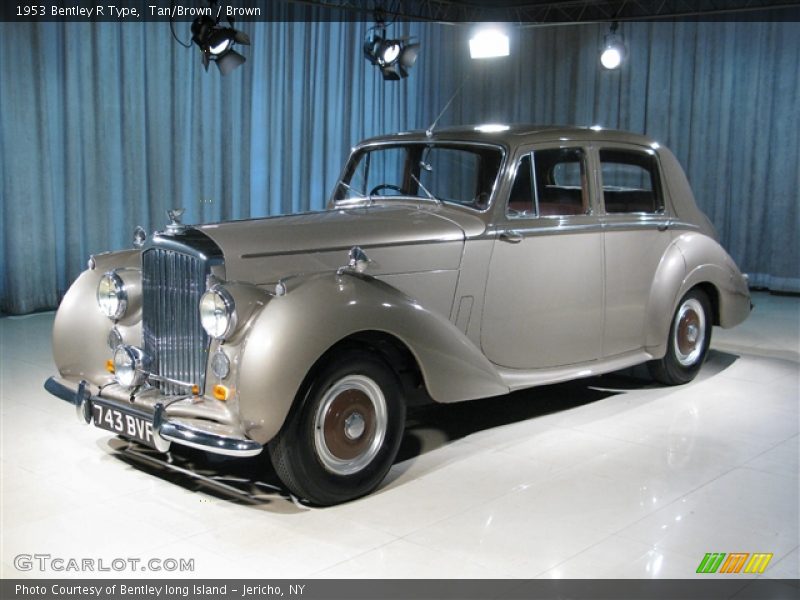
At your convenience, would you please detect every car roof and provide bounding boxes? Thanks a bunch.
[358,124,660,148]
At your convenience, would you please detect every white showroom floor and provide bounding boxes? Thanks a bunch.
[0,291,797,580]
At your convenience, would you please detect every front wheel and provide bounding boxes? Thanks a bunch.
[648,288,713,385]
[268,350,406,506]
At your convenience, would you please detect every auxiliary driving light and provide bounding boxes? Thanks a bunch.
[113,345,147,388]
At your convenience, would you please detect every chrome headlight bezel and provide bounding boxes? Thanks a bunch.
[113,345,147,388]
[96,272,128,320]
[199,285,237,340]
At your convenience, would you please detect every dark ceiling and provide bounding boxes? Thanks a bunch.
[284,0,800,23]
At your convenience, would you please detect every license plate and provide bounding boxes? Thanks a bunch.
[92,404,157,449]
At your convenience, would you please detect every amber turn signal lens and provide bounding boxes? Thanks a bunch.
[191,384,200,395]
[213,384,230,401]
[105,359,115,373]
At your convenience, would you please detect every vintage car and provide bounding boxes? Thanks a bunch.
[45,124,751,505]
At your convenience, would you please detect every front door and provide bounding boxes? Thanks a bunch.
[481,145,604,370]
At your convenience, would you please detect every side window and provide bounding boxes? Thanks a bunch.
[599,149,663,214]
[506,154,534,217]
[533,148,589,216]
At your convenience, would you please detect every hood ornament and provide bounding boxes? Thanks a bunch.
[166,208,186,234]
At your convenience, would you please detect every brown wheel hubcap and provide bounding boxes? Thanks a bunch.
[313,375,388,475]
[322,389,377,461]
[673,297,706,367]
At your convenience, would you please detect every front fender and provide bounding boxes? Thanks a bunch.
[53,250,141,385]
[235,272,508,445]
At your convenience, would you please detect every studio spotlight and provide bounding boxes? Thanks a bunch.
[600,23,626,70]
[191,14,250,75]
[469,29,509,59]
[364,27,420,81]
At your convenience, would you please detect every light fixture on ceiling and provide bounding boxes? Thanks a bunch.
[363,14,420,81]
[600,22,626,70]
[189,5,250,76]
[469,28,510,59]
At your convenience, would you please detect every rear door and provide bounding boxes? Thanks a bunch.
[595,144,672,356]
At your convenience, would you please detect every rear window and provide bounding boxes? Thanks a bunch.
[599,149,663,214]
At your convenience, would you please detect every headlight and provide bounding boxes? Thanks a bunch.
[97,272,127,320]
[199,286,236,339]
[113,345,146,387]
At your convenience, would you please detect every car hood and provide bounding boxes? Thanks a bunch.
[197,205,468,283]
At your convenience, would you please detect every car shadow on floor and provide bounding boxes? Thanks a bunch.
[106,349,739,511]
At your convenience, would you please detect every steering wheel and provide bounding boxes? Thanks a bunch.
[369,183,404,196]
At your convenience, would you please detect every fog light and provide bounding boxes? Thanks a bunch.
[211,350,231,379]
[213,384,230,401]
[107,327,123,350]
[113,345,147,388]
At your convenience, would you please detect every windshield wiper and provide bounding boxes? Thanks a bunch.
[410,173,441,205]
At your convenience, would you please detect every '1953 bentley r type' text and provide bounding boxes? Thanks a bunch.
[45,124,751,505]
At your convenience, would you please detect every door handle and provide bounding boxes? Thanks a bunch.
[499,230,523,243]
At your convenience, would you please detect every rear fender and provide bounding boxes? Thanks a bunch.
[645,232,750,358]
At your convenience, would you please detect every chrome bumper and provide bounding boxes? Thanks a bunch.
[44,377,262,458]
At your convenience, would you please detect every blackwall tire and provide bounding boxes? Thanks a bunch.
[267,349,406,506]
[648,288,713,386]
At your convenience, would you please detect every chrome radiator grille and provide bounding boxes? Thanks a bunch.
[142,247,210,395]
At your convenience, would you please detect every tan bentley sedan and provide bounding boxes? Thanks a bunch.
[45,125,751,505]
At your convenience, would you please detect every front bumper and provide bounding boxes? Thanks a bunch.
[44,377,262,457]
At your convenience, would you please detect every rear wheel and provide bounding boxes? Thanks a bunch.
[268,350,405,506]
[648,288,712,385]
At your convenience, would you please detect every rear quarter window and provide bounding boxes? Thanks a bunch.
[599,149,663,214]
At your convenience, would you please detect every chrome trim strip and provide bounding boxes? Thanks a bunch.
[503,222,604,236]
[601,219,671,231]
[667,220,702,232]
[144,372,197,391]
[241,236,463,260]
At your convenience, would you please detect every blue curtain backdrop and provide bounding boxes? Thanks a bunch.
[1,19,798,314]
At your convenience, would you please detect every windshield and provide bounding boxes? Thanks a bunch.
[333,143,503,210]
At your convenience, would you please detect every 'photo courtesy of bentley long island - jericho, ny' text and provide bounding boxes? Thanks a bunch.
[44,125,751,506]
